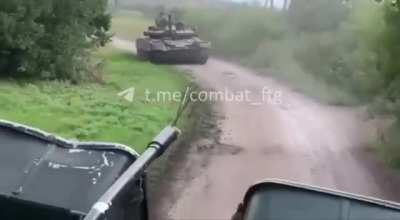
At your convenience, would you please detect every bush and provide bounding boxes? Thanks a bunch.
[183,7,287,58]
[0,0,111,81]
[181,1,388,105]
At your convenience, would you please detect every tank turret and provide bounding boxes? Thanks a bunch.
[136,13,210,64]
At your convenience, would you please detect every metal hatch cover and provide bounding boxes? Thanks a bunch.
[0,120,139,214]
[241,179,400,220]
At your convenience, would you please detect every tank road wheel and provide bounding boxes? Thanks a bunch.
[137,49,149,60]
[196,49,209,65]
[148,51,165,64]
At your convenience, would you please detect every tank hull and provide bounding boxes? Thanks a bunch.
[136,38,210,65]
[147,48,209,64]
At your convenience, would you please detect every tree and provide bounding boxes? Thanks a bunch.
[378,1,400,97]
[0,0,111,81]
[283,0,289,10]
[288,0,349,32]
[264,0,274,9]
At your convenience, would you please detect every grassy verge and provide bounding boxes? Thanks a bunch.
[375,124,400,169]
[0,48,188,152]
[111,10,151,40]
[254,66,359,106]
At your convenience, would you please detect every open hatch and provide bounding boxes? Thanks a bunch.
[239,179,400,220]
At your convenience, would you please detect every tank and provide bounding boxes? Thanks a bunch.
[136,14,210,64]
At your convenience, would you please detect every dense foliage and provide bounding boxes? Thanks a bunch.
[0,0,111,81]
[378,2,400,113]
[182,0,400,103]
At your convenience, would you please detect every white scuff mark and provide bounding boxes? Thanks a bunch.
[48,162,68,169]
[72,165,97,170]
[45,151,113,184]
[68,149,85,154]
[33,158,41,166]
[102,152,110,167]
[72,142,78,148]
[92,202,110,214]
[15,186,23,194]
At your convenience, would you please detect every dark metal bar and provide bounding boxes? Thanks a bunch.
[83,126,180,220]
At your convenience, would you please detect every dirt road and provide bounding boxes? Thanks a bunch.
[112,38,399,219]
[165,59,400,219]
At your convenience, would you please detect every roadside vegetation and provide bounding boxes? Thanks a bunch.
[182,4,363,105]
[173,1,400,166]
[0,48,187,152]
[0,3,189,152]
[0,0,111,82]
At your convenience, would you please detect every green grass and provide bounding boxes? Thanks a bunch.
[111,10,152,40]
[262,68,359,106]
[0,49,188,152]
